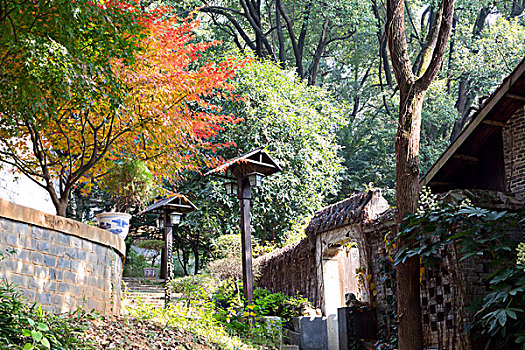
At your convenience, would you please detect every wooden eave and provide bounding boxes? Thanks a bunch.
[205,147,282,179]
[422,56,525,188]
[141,194,198,215]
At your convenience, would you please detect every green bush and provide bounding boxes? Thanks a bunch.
[0,280,94,349]
[211,234,242,259]
[475,246,525,348]
[125,286,265,350]
[123,246,149,277]
[168,274,219,297]
[212,282,312,330]
[396,201,525,349]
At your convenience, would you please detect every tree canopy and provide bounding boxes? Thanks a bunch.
[169,58,345,273]
[0,2,242,215]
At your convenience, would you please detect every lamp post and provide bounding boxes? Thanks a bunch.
[141,195,197,280]
[206,147,281,305]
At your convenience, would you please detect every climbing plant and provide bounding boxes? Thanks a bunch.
[394,199,525,349]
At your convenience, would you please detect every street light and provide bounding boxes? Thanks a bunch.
[170,212,182,226]
[247,172,264,188]
[205,147,281,307]
[141,194,197,280]
[223,181,237,197]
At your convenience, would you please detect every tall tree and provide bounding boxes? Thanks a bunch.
[0,3,241,216]
[385,0,455,348]
[171,59,345,271]
[171,0,370,85]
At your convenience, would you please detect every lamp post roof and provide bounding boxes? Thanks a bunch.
[205,147,282,179]
[141,194,198,215]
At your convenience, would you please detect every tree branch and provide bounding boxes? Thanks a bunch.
[417,0,455,90]
[386,0,415,89]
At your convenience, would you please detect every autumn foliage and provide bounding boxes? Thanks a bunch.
[0,1,244,216]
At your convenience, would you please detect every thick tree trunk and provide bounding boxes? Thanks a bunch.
[50,188,70,217]
[54,200,68,217]
[395,87,425,350]
[386,0,454,346]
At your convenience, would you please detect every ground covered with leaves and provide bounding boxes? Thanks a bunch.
[82,316,220,350]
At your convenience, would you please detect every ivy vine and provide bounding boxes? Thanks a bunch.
[394,200,524,349]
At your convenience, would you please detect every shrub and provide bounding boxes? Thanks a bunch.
[0,280,94,349]
[211,234,242,259]
[208,257,243,283]
[123,246,149,277]
[212,282,312,330]
[396,201,525,349]
[125,288,265,350]
[99,160,155,213]
[168,274,219,298]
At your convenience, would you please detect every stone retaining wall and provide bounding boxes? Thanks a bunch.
[0,199,125,315]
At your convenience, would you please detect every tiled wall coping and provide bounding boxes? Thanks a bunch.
[0,198,125,258]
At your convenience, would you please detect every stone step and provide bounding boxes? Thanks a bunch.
[122,282,165,286]
[281,346,299,350]
[121,278,167,310]
[124,292,164,298]
[122,293,166,309]
[122,299,165,309]
[122,278,165,284]
[122,283,165,288]
[122,286,164,293]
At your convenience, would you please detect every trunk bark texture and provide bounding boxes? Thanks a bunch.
[395,87,425,350]
[386,0,454,348]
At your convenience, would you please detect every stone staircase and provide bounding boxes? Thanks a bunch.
[121,277,166,311]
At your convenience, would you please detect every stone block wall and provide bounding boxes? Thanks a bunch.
[503,105,525,200]
[0,199,125,315]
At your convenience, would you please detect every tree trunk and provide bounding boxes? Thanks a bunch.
[52,195,69,217]
[308,20,328,86]
[386,0,454,347]
[510,0,525,18]
[192,235,200,275]
[275,2,285,65]
[395,86,425,350]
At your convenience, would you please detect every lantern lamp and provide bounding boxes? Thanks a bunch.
[170,212,182,226]
[205,147,281,307]
[247,172,264,188]
[224,181,237,197]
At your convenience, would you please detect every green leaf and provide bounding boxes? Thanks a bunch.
[23,343,34,350]
[505,308,518,319]
[31,330,43,342]
[498,310,507,327]
[37,322,49,331]
[40,337,51,348]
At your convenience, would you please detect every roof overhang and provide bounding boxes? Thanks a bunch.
[422,56,525,189]
[141,194,198,215]
[205,147,282,179]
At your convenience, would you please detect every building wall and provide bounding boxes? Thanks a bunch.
[0,163,56,214]
[256,238,319,305]
[503,105,525,200]
[0,199,125,315]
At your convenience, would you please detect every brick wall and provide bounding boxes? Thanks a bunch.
[503,106,525,200]
[256,238,319,305]
[0,199,125,315]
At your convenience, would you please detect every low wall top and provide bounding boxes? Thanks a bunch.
[0,198,125,258]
